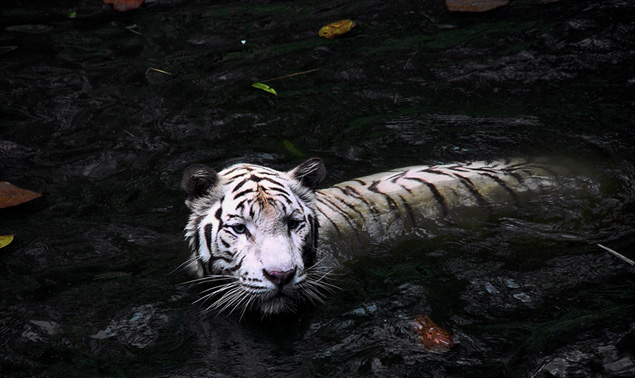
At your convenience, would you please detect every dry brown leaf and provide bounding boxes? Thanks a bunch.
[0,182,42,208]
[446,0,509,12]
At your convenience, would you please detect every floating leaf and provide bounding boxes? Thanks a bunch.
[445,0,509,12]
[318,19,356,39]
[104,0,144,12]
[0,182,42,209]
[252,82,277,96]
[283,139,306,158]
[68,11,77,19]
[413,315,455,352]
[0,235,14,249]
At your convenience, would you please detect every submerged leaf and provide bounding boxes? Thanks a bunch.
[0,235,14,249]
[446,0,509,12]
[0,182,42,208]
[252,82,277,96]
[318,19,356,39]
[283,139,306,158]
[104,0,144,12]
[413,315,455,352]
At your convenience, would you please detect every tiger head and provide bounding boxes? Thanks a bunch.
[181,158,330,315]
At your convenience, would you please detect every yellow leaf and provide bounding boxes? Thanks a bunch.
[318,19,356,39]
[0,235,14,249]
[252,82,277,96]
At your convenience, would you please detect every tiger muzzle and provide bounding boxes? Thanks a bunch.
[262,267,296,288]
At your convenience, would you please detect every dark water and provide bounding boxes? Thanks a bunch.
[1,0,634,377]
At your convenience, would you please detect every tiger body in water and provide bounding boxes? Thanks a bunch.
[182,157,562,315]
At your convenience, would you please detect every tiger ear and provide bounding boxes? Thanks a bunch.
[288,158,326,191]
[181,164,219,200]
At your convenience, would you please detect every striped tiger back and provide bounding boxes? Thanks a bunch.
[316,158,562,251]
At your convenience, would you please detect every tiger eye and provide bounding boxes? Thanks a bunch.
[231,224,246,234]
[287,219,301,230]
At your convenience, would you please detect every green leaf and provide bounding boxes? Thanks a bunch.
[252,82,277,96]
[283,139,306,158]
[68,11,77,19]
[0,235,14,249]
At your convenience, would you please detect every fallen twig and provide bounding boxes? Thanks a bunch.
[261,68,319,83]
[530,363,545,378]
[125,24,143,35]
[146,67,172,75]
[597,244,634,265]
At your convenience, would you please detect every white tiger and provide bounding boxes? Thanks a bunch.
[181,157,562,315]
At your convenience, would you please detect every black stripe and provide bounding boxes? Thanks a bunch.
[204,224,213,251]
[302,214,318,265]
[398,194,416,224]
[317,197,362,231]
[266,187,294,205]
[330,194,366,221]
[422,168,454,177]
[193,230,201,258]
[404,176,449,215]
[480,172,518,200]
[235,198,247,211]
[223,166,252,176]
[227,255,245,272]
[398,182,413,194]
[453,173,487,206]
[279,201,287,214]
[232,178,249,193]
[505,171,526,186]
[389,171,405,183]
[260,176,286,188]
[233,188,254,200]
[341,185,380,217]
[425,182,449,216]
[368,180,400,215]
[210,254,233,264]
[316,206,343,239]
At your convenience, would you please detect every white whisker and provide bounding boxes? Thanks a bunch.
[167,255,200,276]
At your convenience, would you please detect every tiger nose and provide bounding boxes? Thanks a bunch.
[263,267,296,287]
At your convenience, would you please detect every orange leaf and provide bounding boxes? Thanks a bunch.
[413,315,455,352]
[446,0,509,12]
[318,19,356,39]
[104,0,144,12]
[0,182,42,208]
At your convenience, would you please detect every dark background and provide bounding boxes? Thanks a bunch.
[1,0,634,376]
